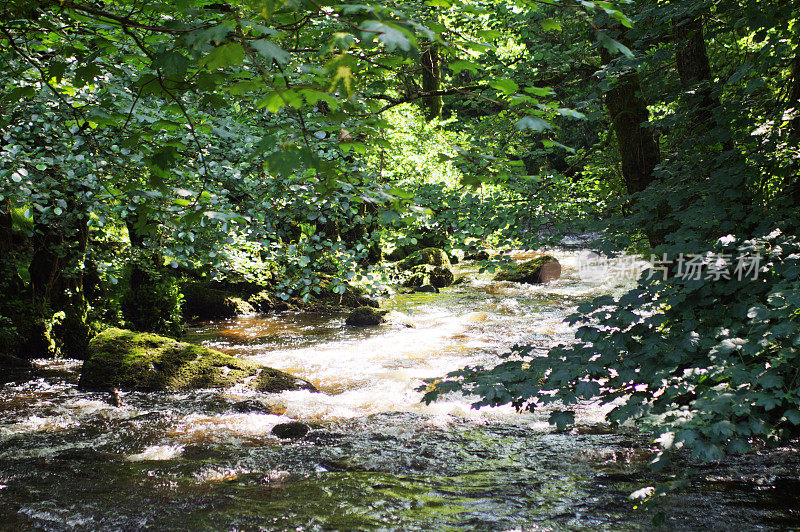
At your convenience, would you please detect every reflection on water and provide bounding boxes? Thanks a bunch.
[1,251,798,529]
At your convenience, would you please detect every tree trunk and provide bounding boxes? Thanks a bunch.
[599,48,661,196]
[674,15,730,147]
[421,43,442,121]
[0,200,11,255]
[599,44,662,246]
[784,47,800,204]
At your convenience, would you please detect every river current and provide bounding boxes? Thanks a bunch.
[1,251,798,530]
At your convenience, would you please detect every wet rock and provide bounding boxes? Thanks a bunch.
[231,399,274,414]
[493,255,561,284]
[402,264,453,289]
[397,247,451,270]
[465,249,491,261]
[345,306,389,327]
[182,445,232,460]
[429,266,454,288]
[272,421,309,439]
[413,284,439,293]
[79,328,316,393]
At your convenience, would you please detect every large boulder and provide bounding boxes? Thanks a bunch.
[397,247,451,270]
[345,307,389,326]
[493,255,561,284]
[79,328,316,393]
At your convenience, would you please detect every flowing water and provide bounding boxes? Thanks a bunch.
[1,252,799,530]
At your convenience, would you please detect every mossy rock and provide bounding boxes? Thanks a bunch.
[345,306,389,326]
[430,266,454,288]
[78,328,316,393]
[465,249,492,261]
[182,283,256,319]
[402,264,454,289]
[493,255,561,284]
[397,247,451,270]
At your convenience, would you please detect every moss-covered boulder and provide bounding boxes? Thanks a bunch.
[78,328,316,393]
[493,255,561,284]
[397,247,451,270]
[345,306,389,326]
[402,264,454,289]
[182,283,256,319]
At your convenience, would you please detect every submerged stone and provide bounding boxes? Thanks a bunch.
[271,421,309,439]
[493,255,561,284]
[413,284,439,293]
[78,328,316,393]
[345,306,389,326]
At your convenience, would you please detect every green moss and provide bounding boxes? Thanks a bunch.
[248,290,280,312]
[493,255,561,284]
[401,264,454,288]
[398,247,451,270]
[256,367,316,393]
[79,328,314,392]
[430,266,454,288]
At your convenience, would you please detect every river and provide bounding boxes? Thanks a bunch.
[1,251,798,530]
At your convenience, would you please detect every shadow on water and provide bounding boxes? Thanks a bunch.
[1,251,799,529]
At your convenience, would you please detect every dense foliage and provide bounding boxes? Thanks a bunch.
[2,0,800,516]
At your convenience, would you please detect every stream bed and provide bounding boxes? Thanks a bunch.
[1,252,799,530]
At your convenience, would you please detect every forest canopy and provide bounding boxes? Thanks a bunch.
[2,0,800,513]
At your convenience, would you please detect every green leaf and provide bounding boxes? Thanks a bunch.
[202,44,245,70]
[515,116,552,132]
[540,19,562,32]
[548,410,575,430]
[152,51,189,77]
[785,410,800,425]
[450,60,479,74]
[361,21,415,52]
[489,78,519,95]
[252,39,290,64]
[597,32,634,58]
